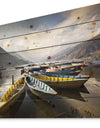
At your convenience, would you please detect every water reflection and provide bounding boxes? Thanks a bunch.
[15,87,37,118]
[0,88,25,118]
[54,86,89,102]
[27,86,82,118]
[0,84,86,118]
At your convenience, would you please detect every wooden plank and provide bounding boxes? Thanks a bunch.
[0,36,100,68]
[0,20,100,54]
[0,4,100,68]
[0,4,100,39]
[0,43,83,67]
[0,4,100,118]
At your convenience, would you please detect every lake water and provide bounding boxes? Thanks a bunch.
[0,66,100,118]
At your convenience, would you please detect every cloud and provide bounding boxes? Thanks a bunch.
[0,4,100,63]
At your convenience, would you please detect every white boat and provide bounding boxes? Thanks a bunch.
[25,76,57,99]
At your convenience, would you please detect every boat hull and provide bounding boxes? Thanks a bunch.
[0,85,25,113]
[25,76,57,100]
[44,71,80,76]
[31,75,88,89]
[27,83,56,100]
[36,79,87,89]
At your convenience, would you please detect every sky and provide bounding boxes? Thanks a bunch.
[0,4,100,64]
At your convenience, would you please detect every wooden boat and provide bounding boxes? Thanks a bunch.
[92,63,100,68]
[29,67,81,76]
[44,70,81,76]
[31,75,90,89]
[43,73,90,79]
[30,69,81,76]
[27,63,84,76]
[0,77,25,113]
[25,76,57,98]
[44,64,84,75]
[85,62,100,68]
[21,65,49,74]
[40,64,49,69]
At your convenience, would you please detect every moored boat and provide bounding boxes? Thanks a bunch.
[42,73,90,79]
[44,64,84,76]
[31,75,90,89]
[85,62,100,68]
[0,77,25,113]
[44,70,81,76]
[25,76,57,99]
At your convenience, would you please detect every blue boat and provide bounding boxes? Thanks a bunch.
[91,63,100,68]
[85,62,100,68]
[43,69,81,76]
[43,73,90,79]
[25,76,57,99]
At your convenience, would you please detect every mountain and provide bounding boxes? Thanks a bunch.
[64,34,100,61]
[0,47,29,68]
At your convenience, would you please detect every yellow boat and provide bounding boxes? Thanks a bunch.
[31,75,90,88]
[0,77,25,113]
